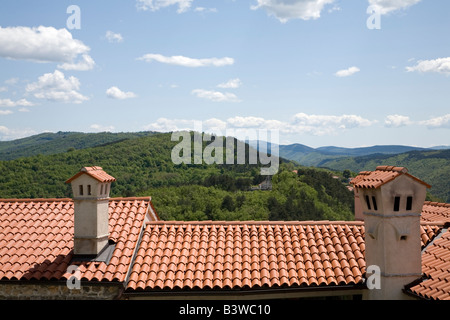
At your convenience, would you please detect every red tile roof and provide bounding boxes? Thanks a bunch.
[0,197,153,282]
[126,221,442,293]
[351,166,431,189]
[0,197,448,298]
[408,227,450,300]
[65,166,116,184]
[126,221,367,291]
[421,202,450,223]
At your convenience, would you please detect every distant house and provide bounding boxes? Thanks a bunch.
[0,166,449,300]
[250,176,272,191]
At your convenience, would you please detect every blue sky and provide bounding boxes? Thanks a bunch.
[0,0,450,147]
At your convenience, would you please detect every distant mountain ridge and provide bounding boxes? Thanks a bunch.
[277,143,449,167]
[319,149,450,203]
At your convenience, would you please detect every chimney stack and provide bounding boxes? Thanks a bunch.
[66,166,116,256]
[351,166,430,300]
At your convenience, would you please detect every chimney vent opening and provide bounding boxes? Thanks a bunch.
[79,185,84,196]
[394,196,400,212]
[406,196,413,211]
[365,195,372,210]
[372,196,378,211]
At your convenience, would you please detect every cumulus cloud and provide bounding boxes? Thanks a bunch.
[384,114,412,128]
[137,53,234,67]
[251,0,335,23]
[26,70,89,104]
[0,98,34,108]
[368,0,421,15]
[0,26,94,70]
[136,0,193,13]
[105,31,123,43]
[420,114,450,129]
[58,54,95,71]
[291,113,374,135]
[0,110,13,115]
[406,57,450,75]
[144,113,375,136]
[335,66,360,77]
[144,118,199,132]
[4,78,19,85]
[106,86,137,99]
[90,124,115,132]
[194,7,218,13]
[0,126,36,141]
[191,89,241,103]
[217,78,242,89]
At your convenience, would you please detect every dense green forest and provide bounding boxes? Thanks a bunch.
[321,149,450,202]
[0,131,157,160]
[139,168,354,221]
[0,132,355,221]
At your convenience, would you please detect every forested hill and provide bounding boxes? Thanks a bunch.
[0,132,355,221]
[0,132,273,199]
[320,149,450,202]
[0,131,157,160]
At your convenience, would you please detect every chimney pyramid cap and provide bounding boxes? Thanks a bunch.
[350,165,431,189]
[66,166,116,184]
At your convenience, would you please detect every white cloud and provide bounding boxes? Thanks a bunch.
[251,0,335,23]
[191,89,241,103]
[420,114,450,129]
[406,57,450,75]
[144,113,375,136]
[4,78,19,85]
[106,86,137,99]
[335,66,360,77]
[137,53,234,67]
[194,7,218,13]
[90,124,115,132]
[0,110,13,115]
[202,118,227,132]
[136,0,193,13]
[0,87,7,92]
[291,113,374,135]
[58,54,95,71]
[105,31,123,43]
[0,98,34,107]
[26,70,89,104]
[0,126,36,141]
[217,78,242,89]
[144,118,198,132]
[368,0,421,15]
[385,114,412,128]
[0,26,93,70]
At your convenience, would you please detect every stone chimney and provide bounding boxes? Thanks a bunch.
[66,166,116,256]
[351,166,431,300]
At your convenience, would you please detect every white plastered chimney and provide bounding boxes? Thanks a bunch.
[66,166,116,256]
[351,166,431,300]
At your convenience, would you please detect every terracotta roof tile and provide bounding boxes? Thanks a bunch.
[65,166,116,184]
[421,202,450,223]
[409,228,450,300]
[0,197,153,283]
[351,166,431,189]
[125,221,367,292]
